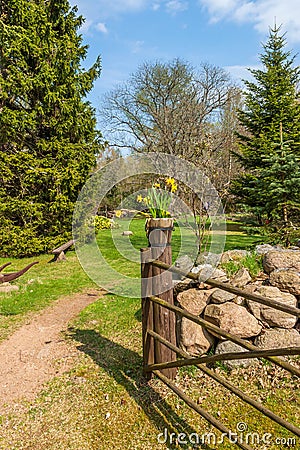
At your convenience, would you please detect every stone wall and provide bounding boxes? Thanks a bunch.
[175,247,300,369]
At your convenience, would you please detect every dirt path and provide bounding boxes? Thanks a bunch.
[0,288,104,413]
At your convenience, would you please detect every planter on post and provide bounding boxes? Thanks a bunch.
[145,217,177,380]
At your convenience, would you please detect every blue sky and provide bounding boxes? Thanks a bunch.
[69,0,300,122]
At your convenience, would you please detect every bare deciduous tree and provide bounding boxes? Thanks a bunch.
[100,59,237,166]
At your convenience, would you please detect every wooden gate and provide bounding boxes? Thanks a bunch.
[140,247,300,450]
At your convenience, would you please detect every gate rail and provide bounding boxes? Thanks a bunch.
[141,250,300,449]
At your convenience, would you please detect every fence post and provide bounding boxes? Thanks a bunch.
[141,247,154,379]
[146,218,177,380]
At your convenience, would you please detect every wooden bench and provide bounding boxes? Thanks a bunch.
[51,239,75,262]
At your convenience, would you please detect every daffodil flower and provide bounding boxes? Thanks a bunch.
[138,178,178,218]
[165,177,175,186]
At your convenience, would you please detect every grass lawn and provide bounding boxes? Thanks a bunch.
[0,218,299,449]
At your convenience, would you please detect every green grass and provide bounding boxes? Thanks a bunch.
[220,253,264,278]
[96,217,262,271]
[222,221,263,251]
[96,217,198,269]
[2,217,297,450]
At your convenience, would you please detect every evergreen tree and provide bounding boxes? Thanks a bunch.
[232,25,300,244]
[0,0,102,256]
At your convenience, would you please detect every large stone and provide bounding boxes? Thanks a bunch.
[201,253,222,267]
[177,288,211,316]
[244,283,260,294]
[173,255,194,281]
[204,303,262,338]
[232,296,247,306]
[263,250,300,274]
[122,230,133,236]
[175,255,194,273]
[179,318,215,356]
[210,288,237,304]
[215,340,259,369]
[196,252,222,269]
[247,286,298,329]
[255,244,282,256]
[173,278,198,295]
[192,264,228,283]
[269,269,300,296]
[221,250,249,264]
[231,268,252,288]
[255,328,300,353]
[233,284,258,306]
[0,283,19,293]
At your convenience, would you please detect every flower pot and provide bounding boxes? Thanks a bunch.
[145,217,174,248]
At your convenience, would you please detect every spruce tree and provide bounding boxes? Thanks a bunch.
[233,25,300,244]
[0,0,102,256]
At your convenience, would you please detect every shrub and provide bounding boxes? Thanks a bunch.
[94,216,119,231]
[0,224,72,258]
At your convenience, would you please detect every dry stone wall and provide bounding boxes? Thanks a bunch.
[175,247,300,368]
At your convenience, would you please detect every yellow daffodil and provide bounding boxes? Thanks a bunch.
[137,194,143,203]
[115,210,122,218]
[165,177,175,186]
[139,178,178,218]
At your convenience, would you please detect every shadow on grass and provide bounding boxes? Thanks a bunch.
[223,234,262,251]
[134,308,142,322]
[68,327,213,450]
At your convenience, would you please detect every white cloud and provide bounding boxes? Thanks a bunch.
[131,40,145,53]
[225,64,259,85]
[152,3,161,10]
[96,22,108,34]
[166,0,188,14]
[199,0,240,23]
[199,0,300,42]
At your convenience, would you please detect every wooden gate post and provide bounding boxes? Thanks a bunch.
[141,247,155,379]
[146,218,177,380]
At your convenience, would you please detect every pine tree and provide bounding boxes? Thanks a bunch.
[0,0,102,256]
[232,25,300,244]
